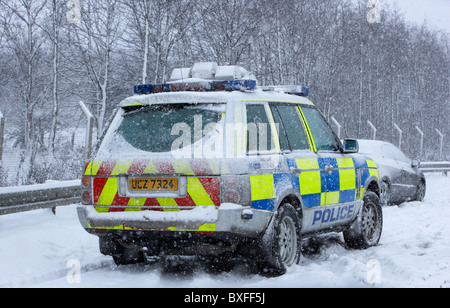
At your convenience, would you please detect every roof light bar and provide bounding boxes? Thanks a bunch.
[224,79,257,91]
[261,85,310,97]
[134,79,257,95]
[134,62,308,97]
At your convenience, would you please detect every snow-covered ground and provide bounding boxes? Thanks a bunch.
[1,173,449,288]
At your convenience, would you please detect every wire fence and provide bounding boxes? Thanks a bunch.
[0,119,88,187]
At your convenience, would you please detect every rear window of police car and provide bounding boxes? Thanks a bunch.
[106,103,225,154]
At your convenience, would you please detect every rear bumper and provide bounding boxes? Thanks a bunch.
[77,203,273,238]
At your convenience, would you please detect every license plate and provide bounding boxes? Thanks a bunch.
[129,178,178,192]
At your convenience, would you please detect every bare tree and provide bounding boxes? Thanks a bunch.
[194,0,260,66]
[44,0,65,157]
[122,0,195,84]
[69,0,125,136]
[0,0,49,183]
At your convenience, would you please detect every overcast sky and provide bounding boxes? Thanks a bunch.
[393,0,450,34]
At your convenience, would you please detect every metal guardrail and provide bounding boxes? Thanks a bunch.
[420,162,450,176]
[0,180,81,215]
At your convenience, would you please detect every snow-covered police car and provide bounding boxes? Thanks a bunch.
[78,62,382,276]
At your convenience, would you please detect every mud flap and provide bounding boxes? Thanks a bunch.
[253,210,287,277]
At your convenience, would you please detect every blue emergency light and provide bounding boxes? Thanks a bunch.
[134,79,257,95]
[260,85,309,97]
[288,86,309,97]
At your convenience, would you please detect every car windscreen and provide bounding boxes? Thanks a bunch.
[98,103,225,157]
[300,106,340,152]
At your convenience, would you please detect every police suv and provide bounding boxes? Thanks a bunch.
[78,62,382,276]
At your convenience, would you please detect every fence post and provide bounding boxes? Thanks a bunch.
[435,129,444,161]
[367,120,377,140]
[331,116,342,139]
[0,112,4,161]
[79,101,94,160]
[393,123,402,149]
[415,126,424,158]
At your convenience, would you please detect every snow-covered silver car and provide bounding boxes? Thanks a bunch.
[358,140,426,206]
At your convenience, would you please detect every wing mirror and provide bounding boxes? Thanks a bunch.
[343,139,359,154]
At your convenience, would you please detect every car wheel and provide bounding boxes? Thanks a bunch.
[415,180,426,201]
[257,204,301,277]
[344,191,383,249]
[380,180,391,206]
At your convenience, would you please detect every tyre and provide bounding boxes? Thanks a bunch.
[257,204,302,277]
[415,180,426,202]
[344,191,383,249]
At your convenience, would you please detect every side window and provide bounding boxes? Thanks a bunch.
[381,144,396,160]
[390,145,410,163]
[300,107,339,152]
[246,105,274,154]
[270,106,290,151]
[271,105,310,151]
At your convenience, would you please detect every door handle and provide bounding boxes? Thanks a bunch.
[290,167,302,176]
[324,164,334,174]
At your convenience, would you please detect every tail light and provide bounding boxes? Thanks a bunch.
[81,175,92,205]
[220,175,251,206]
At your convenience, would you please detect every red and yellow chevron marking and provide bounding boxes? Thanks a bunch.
[84,159,221,213]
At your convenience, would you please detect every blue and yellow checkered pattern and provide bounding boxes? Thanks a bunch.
[249,157,378,211]
[249,173,292,211]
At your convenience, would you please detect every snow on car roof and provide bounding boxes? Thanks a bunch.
[120,88,315,108]
[358,139,392,154]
